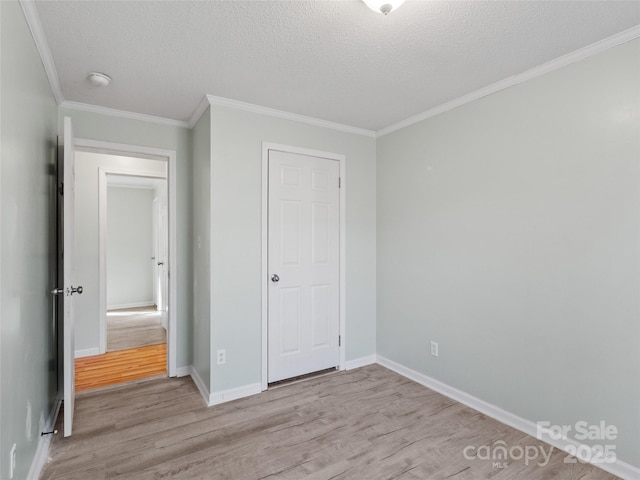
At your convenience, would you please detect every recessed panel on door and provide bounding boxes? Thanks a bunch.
[280,287,301,355]
[311,203,330,265]
[280,201,301,266]
[311,284,330,349]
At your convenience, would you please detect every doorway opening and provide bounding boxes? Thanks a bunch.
[105,175,168,354]
[72,143,176,393]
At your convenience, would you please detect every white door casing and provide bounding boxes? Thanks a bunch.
[152,190,169,323]
[267,149,341,383]
[152,197,159,308]
[82,138,177,376]
[158,192,169,315]
[63,117,77,437]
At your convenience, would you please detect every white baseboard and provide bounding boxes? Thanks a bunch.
[107,301,155,310]
[345,354,377,370]
[26,397,62,480]
[210,383,262,406]
[179,365,261,407]
[376,355,640,480]
[75,347,100,358]
[185,366,211,407]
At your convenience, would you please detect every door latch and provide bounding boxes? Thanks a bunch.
[69,286,83,295]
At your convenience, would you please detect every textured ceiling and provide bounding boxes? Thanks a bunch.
[34,1,640,131]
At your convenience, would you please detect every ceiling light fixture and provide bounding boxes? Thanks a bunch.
[88,72,111,87]
[362,0,405,15]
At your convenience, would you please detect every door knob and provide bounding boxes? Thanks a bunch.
[271,274,280,283]
[69,286,83,295]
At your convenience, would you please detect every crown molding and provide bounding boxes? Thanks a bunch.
[187,95,212,128]
[206,95,377,138]
[20,0,64,104]
[60,101,189,129]
[377,24,640,137]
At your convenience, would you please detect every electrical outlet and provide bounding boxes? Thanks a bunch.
[9,443,16,479]
[216,349,226,365]
[430,341,439,357]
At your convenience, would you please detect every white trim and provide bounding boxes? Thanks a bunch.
[106,301,156,311]
[208,95,375,138]
[76,138,178,376]
[74,138,175,160]
[210,383,262,406]
[107,182,157,190]
[261,144,269,391]
[377,24,640,137]
[345,355,377,370]
[20,0,64,104]
[60,101,189,129]
[187,95,212,128]
[376,355,640,480]
[176,366,192,378]
[98,169,107,354]
[74,347,100,358]
[261,143,346,391]
[98,167,167,355]
[187,366,211,406]
[338,154,346,372]
[26,398,62,480]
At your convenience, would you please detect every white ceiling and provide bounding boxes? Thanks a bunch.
[34,1,640,132]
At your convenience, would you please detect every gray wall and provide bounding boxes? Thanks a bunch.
[107,186,155,308]
[0,1,59,478]
[73,152,166,354]
[208,104,377,392]
[192,107,211,391]
[377,39,640,467]
[58,108,193,368]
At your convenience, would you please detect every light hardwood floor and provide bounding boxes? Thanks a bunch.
[41,365,618,480]
[107,306,166,352]
[75,344,167,392]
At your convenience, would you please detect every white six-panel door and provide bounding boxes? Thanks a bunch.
[268,150,340,382]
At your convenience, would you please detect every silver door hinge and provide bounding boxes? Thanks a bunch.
[339,335,341,347]
[338,177,341,188]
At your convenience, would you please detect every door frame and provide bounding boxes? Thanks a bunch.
[261,142,346,391]
[98,170,167,347]
[75,138,178,377]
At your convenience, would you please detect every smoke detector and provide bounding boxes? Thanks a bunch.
[88,72,111,87]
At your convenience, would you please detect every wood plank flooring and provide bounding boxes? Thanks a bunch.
[107,306,166,352]
[42,365,619,480]
[75,344,167,392]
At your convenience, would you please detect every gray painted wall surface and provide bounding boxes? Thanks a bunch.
[208,105,377,392]
[377,39,640,467]
[192,107,211,391]
[0,1,59,478]
[58,108,193,368]
[107,186,154,308]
